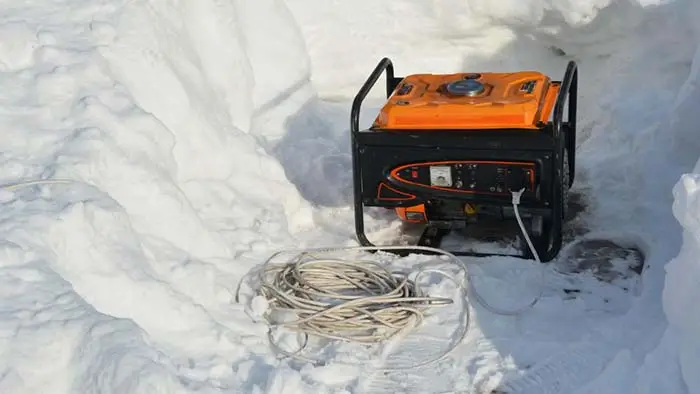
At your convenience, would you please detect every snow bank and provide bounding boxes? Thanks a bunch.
[635,2,700,392]
[642,44,700,393]
[664,170,700,393]
[96,0,314,244]
[0,0,318,392]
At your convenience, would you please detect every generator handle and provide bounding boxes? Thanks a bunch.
[350,57,398,134]
[553,60,578,139]
[351,57,399,248]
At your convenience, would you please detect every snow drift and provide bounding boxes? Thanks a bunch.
[663,166,700,394]
[1,0,700,392]
[653,51,700,394]
[0,0,316,392]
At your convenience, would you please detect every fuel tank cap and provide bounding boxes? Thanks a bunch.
[445,79,485,96]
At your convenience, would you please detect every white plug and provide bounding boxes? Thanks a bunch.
[511,187,525,205]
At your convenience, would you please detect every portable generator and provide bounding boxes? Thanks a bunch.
[350,58,578,262]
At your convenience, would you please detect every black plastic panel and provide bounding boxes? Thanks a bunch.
[358,144,553,208]
[390,160,536,197]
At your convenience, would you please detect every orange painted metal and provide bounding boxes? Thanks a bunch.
[372,72,560,130]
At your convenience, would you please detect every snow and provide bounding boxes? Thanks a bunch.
[0,0,699,392]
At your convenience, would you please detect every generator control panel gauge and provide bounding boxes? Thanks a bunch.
[389,160,536,197]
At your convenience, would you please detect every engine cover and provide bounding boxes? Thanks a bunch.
[371,71,560,130]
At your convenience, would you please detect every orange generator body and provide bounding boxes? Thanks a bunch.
[350,58,578,262]
[372,71,560,131]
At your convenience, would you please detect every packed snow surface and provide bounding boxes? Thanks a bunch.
[0,0,699,393]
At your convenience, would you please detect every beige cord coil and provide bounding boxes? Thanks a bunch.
[236,246,473,371]
[257,254,454,344]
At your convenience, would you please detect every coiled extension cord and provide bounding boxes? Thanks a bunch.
[236,188,545,371]
[0,178,545,371]
[0,178,546,371]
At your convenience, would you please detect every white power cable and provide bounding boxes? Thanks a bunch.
[1,178,548,371]
[236,245,471,371]
[3,179,545,371]
[237,192,548,370]
[511,188,540,263]
[0,178,79,191]
[466,188,546,316]
[256,256,454,343]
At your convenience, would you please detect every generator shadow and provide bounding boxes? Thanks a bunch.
[272,94,392,212]
[271,98,354,207]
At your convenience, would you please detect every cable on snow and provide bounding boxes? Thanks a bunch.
[236,188,545,371]
[0,179,545,371]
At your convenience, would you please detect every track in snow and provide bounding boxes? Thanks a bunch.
[491,339,622,394]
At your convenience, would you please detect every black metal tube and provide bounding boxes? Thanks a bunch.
[540,60,578,262]
[350,57,396,247]
[553,60,578,139]
[567,63,578,186]
[350,57,395,134]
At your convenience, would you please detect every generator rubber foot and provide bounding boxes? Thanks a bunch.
[417,226,451,248]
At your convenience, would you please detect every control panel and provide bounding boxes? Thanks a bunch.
[389,160,536,196]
